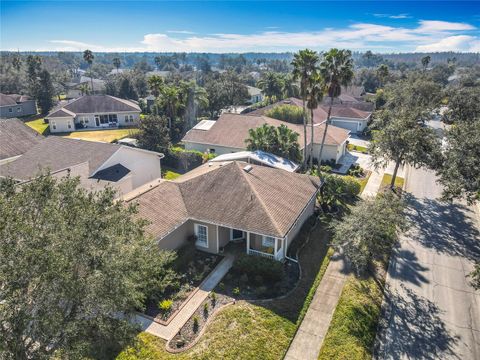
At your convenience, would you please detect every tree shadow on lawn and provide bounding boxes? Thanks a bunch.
[403,193,480,263]
[375,283,460,360]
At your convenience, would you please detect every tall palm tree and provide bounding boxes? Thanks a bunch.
[291,49,319,168]
[158,86,185,131]
[82,49,94,94]
[281,73,299,98]
[147,75,164,98]
[112,57,121,73]
[306,72,324,169]
[317,49,354,169]
[275,124,302,163]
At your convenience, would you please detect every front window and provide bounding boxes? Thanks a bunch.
[231,229,243,240]
[17,107,21,112]
[51,121,56,130]
[262,236,275,248]
[8,108,12,113]
[195,224,208,248]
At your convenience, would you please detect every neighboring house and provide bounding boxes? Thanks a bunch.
[46,95,141,133]
[0,119,45,164]
[126,161,320,261]
[0,136,163,195]
[246,86,264,104]
[250,97,372,134]
[66,76,106,98]
[0,93,36,118]
[182,113,350,163]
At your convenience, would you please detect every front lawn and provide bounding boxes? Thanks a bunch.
[163,170,181,181]
[58,128,139,143]
[318,275,383,360]
[380,174,404,190]
[25,118,49,135]
[347,143,368,154]
[116,218,333,359]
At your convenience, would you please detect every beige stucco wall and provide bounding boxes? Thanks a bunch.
[284,195,316,255]
[184,142,244,156]
[312,143,344,163]
[157,221,191,250]
[192,220,218,254]
[49,116,75,133]
[218,226,231,249]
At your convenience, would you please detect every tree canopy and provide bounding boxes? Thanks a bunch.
[0,174,177,359]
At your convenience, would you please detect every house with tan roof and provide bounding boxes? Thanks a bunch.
[0,136,163,195]
[46,95,140,133]
[182,113,350,163]
[125,161,320,261]
[250,97,372,134]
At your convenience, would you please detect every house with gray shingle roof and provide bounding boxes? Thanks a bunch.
[46,95,140,133]
[0,93,37,119]
[0,119,45,164]
[0,136,163,195]
[125,161,320,261]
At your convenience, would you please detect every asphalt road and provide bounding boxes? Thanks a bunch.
[374,166,480,359]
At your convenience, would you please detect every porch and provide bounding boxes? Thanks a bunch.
[218,228,285,261]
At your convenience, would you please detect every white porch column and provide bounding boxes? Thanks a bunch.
[246,232,250,255]
[274,237,278,259]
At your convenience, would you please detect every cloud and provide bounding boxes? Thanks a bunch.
[42,19,479,53]
[166,30,196,34]
[373,13,411,19]
[415,35,479,52]
[417,20,475,32]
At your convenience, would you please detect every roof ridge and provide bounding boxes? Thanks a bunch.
[235,162,284,237]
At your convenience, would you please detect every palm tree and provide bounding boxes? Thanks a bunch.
[306,72,324,169]
[317,49,354,169]
[112,57,121,74]
[291,49,319,168]
[421,55,431,72]
[147,75,164,98]
[245,124,274,153]
[257,71,284,101]
[281,73,299,98]
[82,49,94,94]
[275,124,302,163]
[158,86,185,131]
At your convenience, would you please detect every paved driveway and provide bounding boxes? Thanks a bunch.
[375,167,480,359]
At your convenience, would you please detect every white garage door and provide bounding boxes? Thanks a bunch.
[331,120,358,133]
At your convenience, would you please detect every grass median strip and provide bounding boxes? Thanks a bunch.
[318,275,383,360]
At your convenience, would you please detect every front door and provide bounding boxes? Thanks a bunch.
[231,229,244,241]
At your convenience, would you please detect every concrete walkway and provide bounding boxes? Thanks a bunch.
[284,253,349,360]
[133,254,234,340]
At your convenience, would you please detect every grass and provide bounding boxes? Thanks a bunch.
[380,174,404,190]
[25,118,49,135]
[318,275,384,360]
[58,128,139,143]
[357,171,372,195]
[116,219,333,359]
[347,143,368,154]
[163,170,181,181]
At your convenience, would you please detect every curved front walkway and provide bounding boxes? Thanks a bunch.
[132,254,234,340]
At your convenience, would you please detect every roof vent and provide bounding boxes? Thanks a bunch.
[243,165,253,173]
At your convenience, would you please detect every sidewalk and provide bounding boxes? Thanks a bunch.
[132,254,234,340]
[284,253,349,360]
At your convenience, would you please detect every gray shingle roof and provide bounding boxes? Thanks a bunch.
[130,161,320,239]
[0,119,45,160]
[47,95,140,118]
[0,93,32,106]
[0,136,120,180]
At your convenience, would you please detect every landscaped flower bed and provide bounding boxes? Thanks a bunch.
[169,292,233,350]
[143,244,222,323]
[216,255,300,300]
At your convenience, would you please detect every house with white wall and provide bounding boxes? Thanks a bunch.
[46,95,140,133]
[0,136,163,195]
[182,113,350,164]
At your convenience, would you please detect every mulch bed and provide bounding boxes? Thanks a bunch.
[143,250,222,323]
[169,292,233,350]
[216,260,300,300]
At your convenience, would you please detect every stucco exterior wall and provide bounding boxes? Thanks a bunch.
[184,141,244,156]
[311,143,340,163]
[48,116,75,133]
[330,116,369,134]
[157,221,191,250]
[218,226,231,249]
[284,195,316,254]
[192,220,218,254]
[94,147,161,189]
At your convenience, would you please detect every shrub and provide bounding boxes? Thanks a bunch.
[232,287,241,296]
[233,255,284,284]
[163,147,215,172]
[253,275,264,286]
[239,273,249,286]
[265,104,304,124]
[174,242,196,271]
[210,291,217,305]
[192,316,199,332]
[203,302,209,317]
[319,174,361,212]
[255,286,268,297]
[158,299,173,313]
